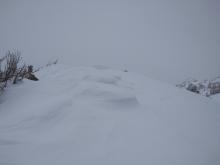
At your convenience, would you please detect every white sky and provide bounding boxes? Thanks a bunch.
[0,0,219,83]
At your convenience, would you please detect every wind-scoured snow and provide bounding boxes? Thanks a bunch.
[0,65,220,165]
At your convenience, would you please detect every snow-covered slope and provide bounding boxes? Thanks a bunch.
[0,65,220,165]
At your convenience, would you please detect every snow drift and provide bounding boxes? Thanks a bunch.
[0,65,220,165]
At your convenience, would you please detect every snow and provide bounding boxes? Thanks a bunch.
[0,65,220,165]
[212,94,220,104]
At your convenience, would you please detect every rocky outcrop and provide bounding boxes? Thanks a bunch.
[177,77,220,97]
[25,65,39,81]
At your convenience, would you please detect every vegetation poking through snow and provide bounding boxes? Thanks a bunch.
[0,50,38,92]
[177,77,220,97]
[34,59,58,73]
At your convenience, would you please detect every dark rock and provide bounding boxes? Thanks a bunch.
[26,73,39,81]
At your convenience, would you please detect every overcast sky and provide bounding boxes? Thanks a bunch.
[0,0,219,83]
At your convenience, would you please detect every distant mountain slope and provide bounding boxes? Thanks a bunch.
[0,65,220,165]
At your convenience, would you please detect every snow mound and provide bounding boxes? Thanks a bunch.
[0,65,220,165]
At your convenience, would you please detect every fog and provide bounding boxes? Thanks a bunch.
[0,0,219,83]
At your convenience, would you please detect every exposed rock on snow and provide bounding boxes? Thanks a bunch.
[177,77,220,97]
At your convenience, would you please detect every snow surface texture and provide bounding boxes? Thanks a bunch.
[0,65,220,165]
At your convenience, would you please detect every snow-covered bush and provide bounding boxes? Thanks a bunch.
[177,77,220,97]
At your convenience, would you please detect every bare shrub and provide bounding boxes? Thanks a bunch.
[0,50,38,92]
[34,59,58,73]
